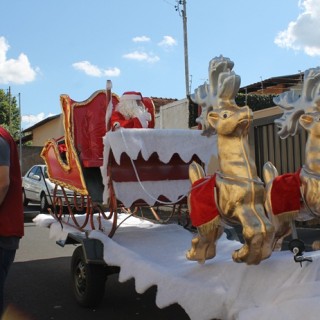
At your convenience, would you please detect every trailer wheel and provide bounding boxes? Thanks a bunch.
[71,245,107,308]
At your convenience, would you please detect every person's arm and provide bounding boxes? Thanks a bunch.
[111,111,143,130]
[0,166,10,205]
[0,137,10,206]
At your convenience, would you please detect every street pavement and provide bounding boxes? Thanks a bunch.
[3,206,190,320]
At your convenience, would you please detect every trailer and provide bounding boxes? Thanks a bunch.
[35,59,320,319]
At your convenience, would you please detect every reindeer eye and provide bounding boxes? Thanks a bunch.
[221,111,232,119]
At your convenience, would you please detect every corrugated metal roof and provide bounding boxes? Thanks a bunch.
[239,73,303,94]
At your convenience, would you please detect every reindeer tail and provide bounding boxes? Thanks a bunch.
[263,161,279,185]
[189,161,205,184]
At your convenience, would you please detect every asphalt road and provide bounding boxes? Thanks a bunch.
[3,206,190,320]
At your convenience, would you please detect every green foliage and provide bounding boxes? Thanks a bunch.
[188,95,199,128]
[235,93,277,111]
[0,89,21,139]
[188,93,278,127]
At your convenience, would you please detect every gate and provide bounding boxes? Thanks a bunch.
[250,114,308,178]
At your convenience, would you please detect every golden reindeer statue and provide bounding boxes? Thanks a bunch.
[263,67,320,253]
[186,56,275,265]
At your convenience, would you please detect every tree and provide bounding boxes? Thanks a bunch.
[0,88,20,140]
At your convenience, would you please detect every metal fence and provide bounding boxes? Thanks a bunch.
[250,114,307,178]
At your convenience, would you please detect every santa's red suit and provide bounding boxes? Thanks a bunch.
[110,91,155,130]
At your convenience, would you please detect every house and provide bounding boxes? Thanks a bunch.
[22,114,62,146]
[242,72,303,121]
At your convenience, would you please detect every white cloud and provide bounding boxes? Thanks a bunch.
[103,67,121,77]
[158,36,177,49]
[72,61,121,77]
[123,51,160,63]
[132,36,150,43]
[22,112,56,128]
[275,0,320,56]
[0,36,37,84]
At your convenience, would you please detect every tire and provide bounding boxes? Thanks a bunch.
[22,189,29,206]
[40,193,49,212]
[71,246,107,308]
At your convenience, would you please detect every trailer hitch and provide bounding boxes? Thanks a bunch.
[288,238,313,266]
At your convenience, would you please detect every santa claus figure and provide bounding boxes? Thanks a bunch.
[110,91,154,130]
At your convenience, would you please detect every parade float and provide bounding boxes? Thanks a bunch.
[34,56,320,320]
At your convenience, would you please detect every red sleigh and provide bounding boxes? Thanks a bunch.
[41,82,216,236]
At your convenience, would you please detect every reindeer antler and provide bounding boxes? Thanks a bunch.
[274,67,320,139]
[190,55,241,128]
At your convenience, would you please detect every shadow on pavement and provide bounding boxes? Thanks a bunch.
[4,258,190,320]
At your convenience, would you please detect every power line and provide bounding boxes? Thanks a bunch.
[162,0,175,7]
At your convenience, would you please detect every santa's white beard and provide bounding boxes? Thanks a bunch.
[117,100,146,119]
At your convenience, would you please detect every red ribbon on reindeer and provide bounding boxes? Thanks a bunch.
[270,169,301,216]
[189,174,220,227]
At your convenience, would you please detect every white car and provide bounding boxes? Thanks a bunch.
[22,164,77,212]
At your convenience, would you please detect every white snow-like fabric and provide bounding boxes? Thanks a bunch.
[112,180,190,207]
[100,128,217,206]
[34,213,320,320]
[103,128,216,165]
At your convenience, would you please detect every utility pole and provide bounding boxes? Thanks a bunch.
[176,0,190,97]
[8,86,12,132]
[18,93,22,169]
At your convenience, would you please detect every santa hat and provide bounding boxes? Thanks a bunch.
[120,91,143,101]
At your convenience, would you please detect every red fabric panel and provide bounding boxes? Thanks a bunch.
[271,170,301,215]
[109,153,200,182]
[190,175,219,227]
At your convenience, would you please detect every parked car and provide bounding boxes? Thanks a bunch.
[22,164,79,212]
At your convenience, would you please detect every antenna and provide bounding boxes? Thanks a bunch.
[298,70,303,83]
[260,76,264,94]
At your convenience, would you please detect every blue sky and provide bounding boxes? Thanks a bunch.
[1,0,320,129]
